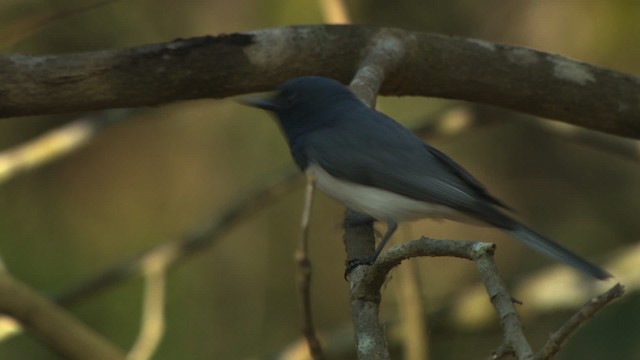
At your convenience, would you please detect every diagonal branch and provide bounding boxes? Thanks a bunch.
[0,273,125,360]
[1,25,638,139]
[474,244,533,359]
[534,283,625,360]
[0,109,132,185]
[54,167,300,306]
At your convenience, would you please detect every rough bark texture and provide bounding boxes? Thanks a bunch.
[1,25,638,138]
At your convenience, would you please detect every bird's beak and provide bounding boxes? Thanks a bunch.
[239,94,279,111]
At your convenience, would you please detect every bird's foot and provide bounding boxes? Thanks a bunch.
[344,256,375,280]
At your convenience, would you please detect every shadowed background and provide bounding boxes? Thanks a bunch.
[0,0,638,359]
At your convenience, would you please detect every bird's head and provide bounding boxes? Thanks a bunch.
[242,76,359,140]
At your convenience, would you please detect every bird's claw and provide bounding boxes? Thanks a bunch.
[344,256,375,280]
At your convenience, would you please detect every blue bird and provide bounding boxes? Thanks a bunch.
[244,76,610,280]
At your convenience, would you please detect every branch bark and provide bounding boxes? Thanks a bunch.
[1,25,638,138]
[343,31,405,359]
[357,239,534,359]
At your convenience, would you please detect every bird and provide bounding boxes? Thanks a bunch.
[243,76,610,280]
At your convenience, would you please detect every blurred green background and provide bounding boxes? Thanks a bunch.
[0,0,639,359]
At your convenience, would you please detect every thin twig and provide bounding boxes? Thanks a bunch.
[295,173,325,359]
[0,110,131,186]
[127,255,169,360]
[0,273,125,360]
[474,244,533,359]
[55,167,300,307]
[534,283,625,360]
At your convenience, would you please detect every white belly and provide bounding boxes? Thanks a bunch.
[308,163,473,223]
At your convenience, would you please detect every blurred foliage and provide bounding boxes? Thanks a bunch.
[0,0,638,359]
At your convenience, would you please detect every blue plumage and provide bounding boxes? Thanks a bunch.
[244,76,610,280]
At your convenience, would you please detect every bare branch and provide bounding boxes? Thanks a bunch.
[356,239,533,359]
[534,283,625,360]
[349,29,405,107]
[0,273,125,360]
[474,244,533,359]
[358,239,479,290]
[342,210,389,360]
[1,25,638,139]
[342,31,408,359]
[295,173,325,360]
[0,110,131,185]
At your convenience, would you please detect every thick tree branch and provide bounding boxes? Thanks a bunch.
[343,32,404,359]
[1,25,638,138]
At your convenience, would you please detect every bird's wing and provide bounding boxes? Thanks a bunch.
[425,144,514,211]
[303,110,515,228]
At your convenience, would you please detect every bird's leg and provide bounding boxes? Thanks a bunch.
[373,221,398,261]
[345,221,398,275]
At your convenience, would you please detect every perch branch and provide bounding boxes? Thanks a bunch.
[344,29,407,360]
[356,238,533,359]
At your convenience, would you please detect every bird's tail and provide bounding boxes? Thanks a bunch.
[504,224,611,280]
